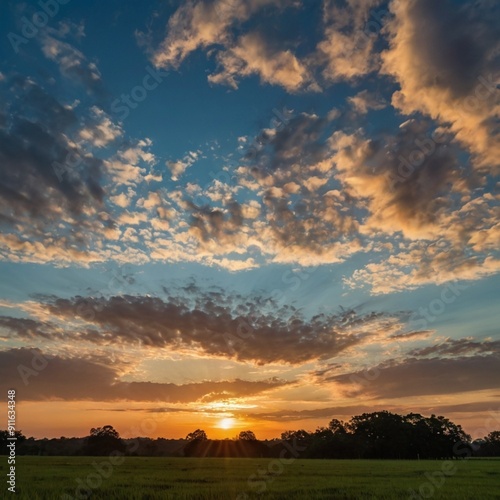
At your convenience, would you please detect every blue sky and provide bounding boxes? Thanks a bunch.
[0,0,499,439]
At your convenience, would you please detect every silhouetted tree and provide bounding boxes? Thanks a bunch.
[328,418,346,435]
[84,425,125,456]
[185,429,207,441]
[238,430,257,441]
[478,431,500,457]
[422,414,471,459]
[2,411,490,459]
[280,429,312,455]
[347,411,410,458]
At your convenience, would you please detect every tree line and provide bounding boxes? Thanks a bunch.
[2,412,499,459]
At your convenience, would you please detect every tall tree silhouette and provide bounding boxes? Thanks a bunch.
[238,430,257,441]
[84,425,125,456]
[185,429,208,441]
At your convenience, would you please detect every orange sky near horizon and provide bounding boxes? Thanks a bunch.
[7,395,500,442]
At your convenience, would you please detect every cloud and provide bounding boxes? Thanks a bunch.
[151,0,291,69]
[382,0,500,171]
[0,348,286,402]
[247,400,500,422]
[345,241,500,295]
[209,32,317,92]
[389,330,433,341]
[248,404,389,422]
[348,89,387,114]
[221,113,361,265]
[41,35,105,96]
[79,107,122,148]
[330,355,500,398]
[50,20,86,41]
[188,200,245,248]
[0,316,54,341]
[151,0,315,92]
[110,193,131,208]
[408,337,500,358]
[0,77,107,240]
[317,0,385,82]
[0,75,158,267]
[167,152,197,181]
[1,291,411,366]
[331,119,462,239]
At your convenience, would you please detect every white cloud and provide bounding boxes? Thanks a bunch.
[167,153,197,181]
[209,32,318,92]
[79,107,122,148]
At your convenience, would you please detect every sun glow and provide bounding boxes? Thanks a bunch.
[218,417,235,430]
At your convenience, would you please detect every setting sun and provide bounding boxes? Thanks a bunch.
[218,418,235,430]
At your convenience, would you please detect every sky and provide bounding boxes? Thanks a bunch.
[0,0,499,441]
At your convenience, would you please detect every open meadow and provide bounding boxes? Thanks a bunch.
[2,457,500,499]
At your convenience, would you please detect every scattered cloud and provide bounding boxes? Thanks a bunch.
[41,35,104,95]
[209,32,318,92]
[317,0,385,82]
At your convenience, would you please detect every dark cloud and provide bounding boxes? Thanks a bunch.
[0,77,107,238]
[41,35,106,97]
[1,290,407,365]
[330,355,500,398]
[0,316,54,341]
[246,400,500,422]
[389,0,499,99]
[44,293,368,364]
[0,348,287,402]
[408,337,500,358]
[389,330,433,340]
[189,200,244,243]
[247,112,328,174]
[333,118,465,237]
[247,404,389,422]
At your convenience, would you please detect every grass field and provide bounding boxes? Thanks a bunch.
[1,456,499,499]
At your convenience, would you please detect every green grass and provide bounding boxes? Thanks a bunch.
[1,456,500,499]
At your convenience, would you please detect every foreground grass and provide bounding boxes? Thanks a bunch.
[1,456,500,499]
